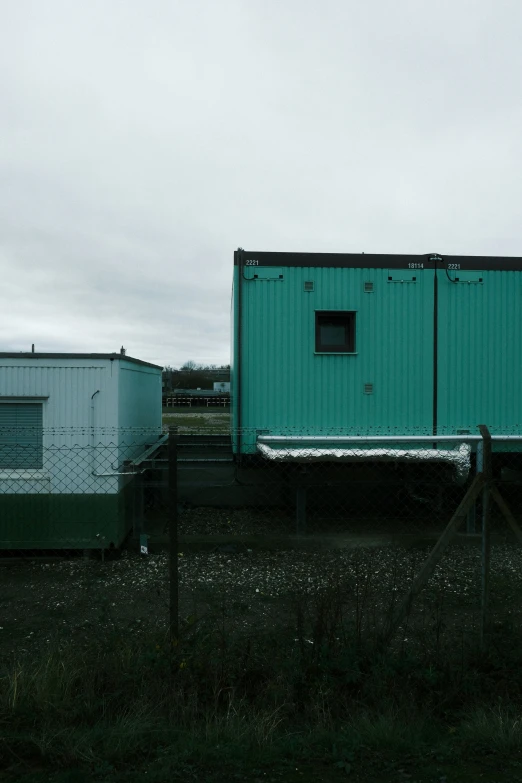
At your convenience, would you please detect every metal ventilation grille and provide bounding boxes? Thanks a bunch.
[364,383,374,395]
[304,281,315,292]
[364,281,374,292]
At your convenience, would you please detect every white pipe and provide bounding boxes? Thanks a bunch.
[91,435,168,477]
[257,442,472,483]
[92,468,146,477]
[258,434,522,444]
[90,390,100,477]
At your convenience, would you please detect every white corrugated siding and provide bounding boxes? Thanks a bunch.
[1,359,116,493]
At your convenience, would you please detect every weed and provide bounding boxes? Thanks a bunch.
[460,704,522,753]
[2,569,522,779]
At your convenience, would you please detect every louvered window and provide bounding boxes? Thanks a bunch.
[0,403,43,469]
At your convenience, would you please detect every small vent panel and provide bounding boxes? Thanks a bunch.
[364,281,374,293]
[304,281,315,292]
[364,383,374,395]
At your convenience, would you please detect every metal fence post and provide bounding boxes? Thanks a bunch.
[478,425,492,652]
[134,471,144,540]
[123,459,144,550]
[467,441,483,534]
[168,426,179,643]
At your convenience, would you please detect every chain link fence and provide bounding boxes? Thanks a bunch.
[174,426,522,539]
[2,421,522,550]
[2,422,522,660]
[167,423,522,656]
[2,421,522,783]
[0,427,167,553]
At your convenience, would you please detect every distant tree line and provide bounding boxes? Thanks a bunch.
[163,362,230,392]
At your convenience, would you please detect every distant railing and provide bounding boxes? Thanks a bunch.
[163,394,230,408]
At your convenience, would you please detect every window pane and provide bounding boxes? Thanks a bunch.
[320,322,347,346]
[315,311,355,352]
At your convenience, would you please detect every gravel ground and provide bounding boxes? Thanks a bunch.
[178,507,291,535]
[175,507,452,536]
[2,543,522,660]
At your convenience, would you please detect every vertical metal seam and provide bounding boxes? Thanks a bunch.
[236,249,243,459]
[433,266,438,438]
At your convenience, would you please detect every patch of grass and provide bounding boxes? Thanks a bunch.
[459,704,522,753]
[161,411,230,433]
[3,550,522,780]
[3,576,522,782]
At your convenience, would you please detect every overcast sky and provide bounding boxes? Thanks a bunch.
[1,0,521,367]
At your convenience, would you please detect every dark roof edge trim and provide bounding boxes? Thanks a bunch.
[234,250,522,271]
[0,353,163,369]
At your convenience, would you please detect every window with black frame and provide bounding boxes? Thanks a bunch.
[315,311,356,353]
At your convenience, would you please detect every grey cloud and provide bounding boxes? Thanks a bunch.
[1,0,521,365]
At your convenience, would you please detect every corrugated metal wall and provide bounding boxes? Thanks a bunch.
[117,360,163,466]
[231,274,238,450]
[0,361,114,429]
[118,361,162,430]
[235,266,434,452]
[0,360,118,494]
[437,270,522,435]
[233,262,522,454]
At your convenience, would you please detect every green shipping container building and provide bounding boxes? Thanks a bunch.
[231,250,522,460]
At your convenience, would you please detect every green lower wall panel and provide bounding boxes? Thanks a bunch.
[0,492,130,550]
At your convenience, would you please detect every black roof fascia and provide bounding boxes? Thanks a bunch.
[234,251,522,271]
[0,353,163,369]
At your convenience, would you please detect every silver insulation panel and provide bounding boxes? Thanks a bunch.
[257,442,472,484]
